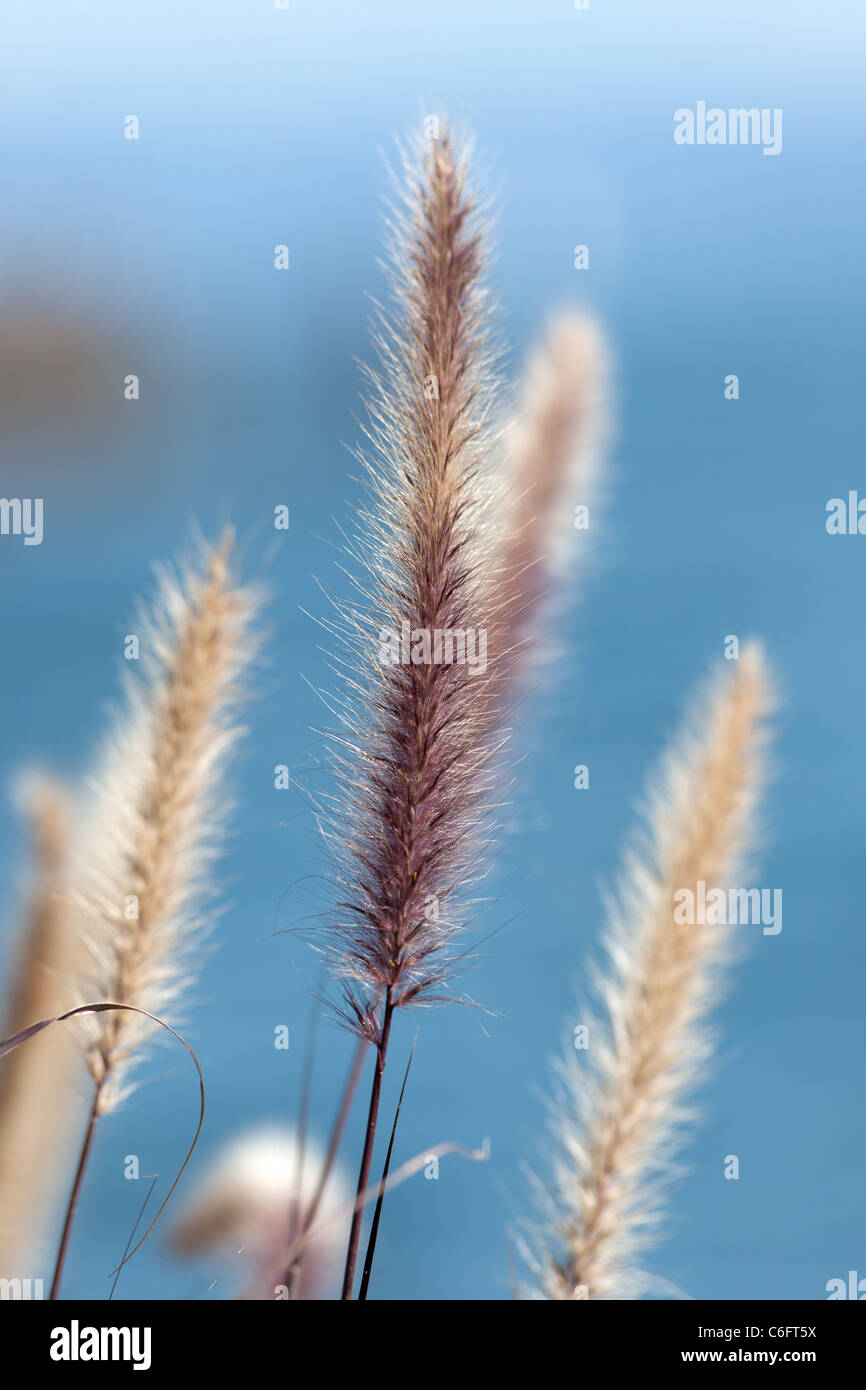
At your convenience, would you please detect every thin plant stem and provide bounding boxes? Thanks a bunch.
[109,1172,158,1300]
[291,995,320,1240]
[50,1081,104,1300]
[305,1034,366,1232]
[358,1032,417,1301]
[284,1033,366,1298]
[340,991,394,1300]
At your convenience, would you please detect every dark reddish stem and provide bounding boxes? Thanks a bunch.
[50,1083,103,1299]
[358,1032,416,1300]
[308,1034,366,1231]
[340,992,394,1300]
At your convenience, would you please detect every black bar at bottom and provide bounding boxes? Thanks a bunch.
[0,1297,859,1375]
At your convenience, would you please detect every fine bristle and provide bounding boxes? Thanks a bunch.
[540,644,773,1299]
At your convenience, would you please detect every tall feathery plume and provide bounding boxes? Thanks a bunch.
[316,123,507,1297]
[0,776,84,1277]
[497,314,607,689]
[538,644,773,1300]
[49,530,256,1298]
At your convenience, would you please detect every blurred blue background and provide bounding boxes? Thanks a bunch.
[1,0,864,1299]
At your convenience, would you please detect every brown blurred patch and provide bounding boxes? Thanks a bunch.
[0,297,118,441]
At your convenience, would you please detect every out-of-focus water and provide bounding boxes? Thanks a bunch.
[1,0,863,1299]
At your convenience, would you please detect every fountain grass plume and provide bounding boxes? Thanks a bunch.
[316,123,509,1044]
[537,644,773,1300]
[48,530,257,1298]
[76,529,258,1114]
[313,120,512,1297]
[0,775,84,1275]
